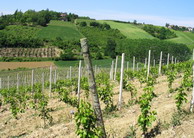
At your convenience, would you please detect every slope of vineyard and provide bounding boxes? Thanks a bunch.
[36,20,84,40]
[167,30,194,48]
[0,72,193,137]
[0,48,61,58]
[98,20,155,39]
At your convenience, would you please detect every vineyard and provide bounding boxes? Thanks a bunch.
[0,48,61,58]
[0,39,194,138]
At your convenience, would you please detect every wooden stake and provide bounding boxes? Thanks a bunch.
[80,38,106,137]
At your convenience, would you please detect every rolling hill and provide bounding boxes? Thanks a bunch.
[98,20,155,39]
[36,20,84,40]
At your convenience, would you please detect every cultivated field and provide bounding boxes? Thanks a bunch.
[36,20,84,40]
[0,62,55,70]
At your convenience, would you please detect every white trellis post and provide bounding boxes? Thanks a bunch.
[110,61,114,80]
[118,53,125,110]
[171,56,174,64]
[190,49,194,112]
[147,50,151,80]
[153,59,156,67]
[7,76,9,90]
[69,66,72,79]
[42,72,44,92]
[167,53,170,68]
[114,56,118,81]
[175,58,177,64]
[31,69,34,92]
[137,63,139,71]
[77,60,82,103]
[144,58,147,68]
[158,51,163,75]
[49,66,52,97]
[127,61,129,71]
[54,69,57,84]
[17,73,19,90]
[0,78,2,89]
[133,56,135,72]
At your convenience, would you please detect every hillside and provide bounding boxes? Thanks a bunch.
[98,20,155,39]
[36,20,84,40]
[167,30,194,49]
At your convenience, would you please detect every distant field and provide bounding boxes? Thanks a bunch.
[36,20,84,40]
[0,62,55,70]
[54,59,117,68]
[98,20,154,39]
[167,31,194,49]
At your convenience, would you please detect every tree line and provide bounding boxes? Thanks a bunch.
[0,9,78,29]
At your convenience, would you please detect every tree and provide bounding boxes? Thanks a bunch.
[105,39,116,58]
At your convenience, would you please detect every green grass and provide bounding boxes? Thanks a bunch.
[0,25,41,38]
[54,59,113,68]
[36,20,84,40]
[167,31,194,49]
[98,20,155,39]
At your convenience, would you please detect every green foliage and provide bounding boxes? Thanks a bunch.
[143,24,177,40]
[37,20,84,40]
[175,86,187,111]
[96,73,114,111]
[75,100,102,138]
[104,39,117,58]
[117,39,191,62]
[138,76,157,135]
[56,80,78,107]
[78,23,125,55]
[166,68,177,93]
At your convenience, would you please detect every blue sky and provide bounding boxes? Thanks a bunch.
[1,0,194,27]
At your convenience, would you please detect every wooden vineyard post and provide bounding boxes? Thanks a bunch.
[133,56,135,72]
[80,38,106,138]
[114,56,118,81]
[49,66,52,97]
[167,53,170,68]
[118,53,125,110]
[190,49,194,112]
[77,60,82,104]
[158,51,163,75]
[147,50,151,80]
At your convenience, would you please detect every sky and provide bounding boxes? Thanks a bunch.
[1,0,194,27]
